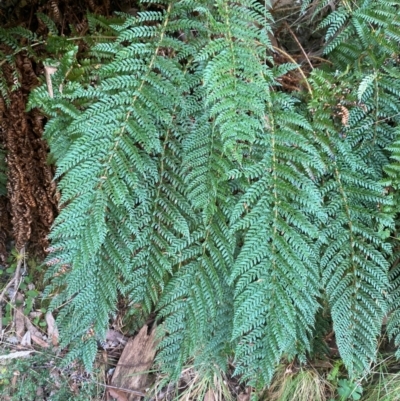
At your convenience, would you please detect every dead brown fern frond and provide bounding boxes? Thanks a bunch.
[0,53,58,254]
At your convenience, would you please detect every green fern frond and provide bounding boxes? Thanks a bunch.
[230,89,325,385]
[35,5,197,369]
[387,245,400,359]
[157,59,236,377]
[309,1,400,372]
[0,26,41,103]
[36,12,58,36]
[198,0,273,161]
[385,123,400,355]
[321,0,400,66]
[157,208,235,378]
[309,68,394,377]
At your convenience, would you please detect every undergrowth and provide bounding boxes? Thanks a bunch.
[0,349,103,401]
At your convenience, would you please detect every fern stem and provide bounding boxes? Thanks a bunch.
[222,0,237,91]
[271,46,313,97]
[284,21,313,71]
[0,41,45,67]
[372,70,379,148]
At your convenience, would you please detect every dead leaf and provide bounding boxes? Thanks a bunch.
[0,350,33,360]
[107,387,129,401]
[111,325,157,400]
[20,331,31,347]
[29,311,42,319]
[24,317,44,338]
[45,311,59,346]
[106,329,127,345]
[44,64,59,98]
[204,389,215,401]
[312,359,333,369]
[23,317,48,348]
[31,333,49,348]
[6,336,19,344]
[24,317,38,335]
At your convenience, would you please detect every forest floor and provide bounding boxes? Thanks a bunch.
[0,232,399,399]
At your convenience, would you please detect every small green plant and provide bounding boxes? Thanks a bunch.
[336,379,363,401]
[327,360,363,401]
[1,248,47,328]
[0,350,103,401]
[327,360,343,384]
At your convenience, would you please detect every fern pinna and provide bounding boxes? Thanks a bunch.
[26,0,400,389]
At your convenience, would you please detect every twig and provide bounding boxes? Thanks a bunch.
[0,41,45,67]
[272,46,313,97]
[44,65,58,98]
[104,384,146,397]
[284,21,314,71]
[0,246,25,337]
[0,277,16,305]
[309,55,333,65]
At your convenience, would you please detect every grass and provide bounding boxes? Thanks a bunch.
[362,355,400,401]
[150,362,235,401]
[267,364,333,401]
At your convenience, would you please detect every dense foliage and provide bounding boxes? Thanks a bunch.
[2,0,400,393]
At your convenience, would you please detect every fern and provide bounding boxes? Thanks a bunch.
[310,69,393,376]
[199,0,273,161]
[157,108,236,377]
[34,6,193,369]
[156,1,238,376]
[315,0,400,374]
[0,26,40,104]
[24,0,400,388]
[230,89,325,385]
